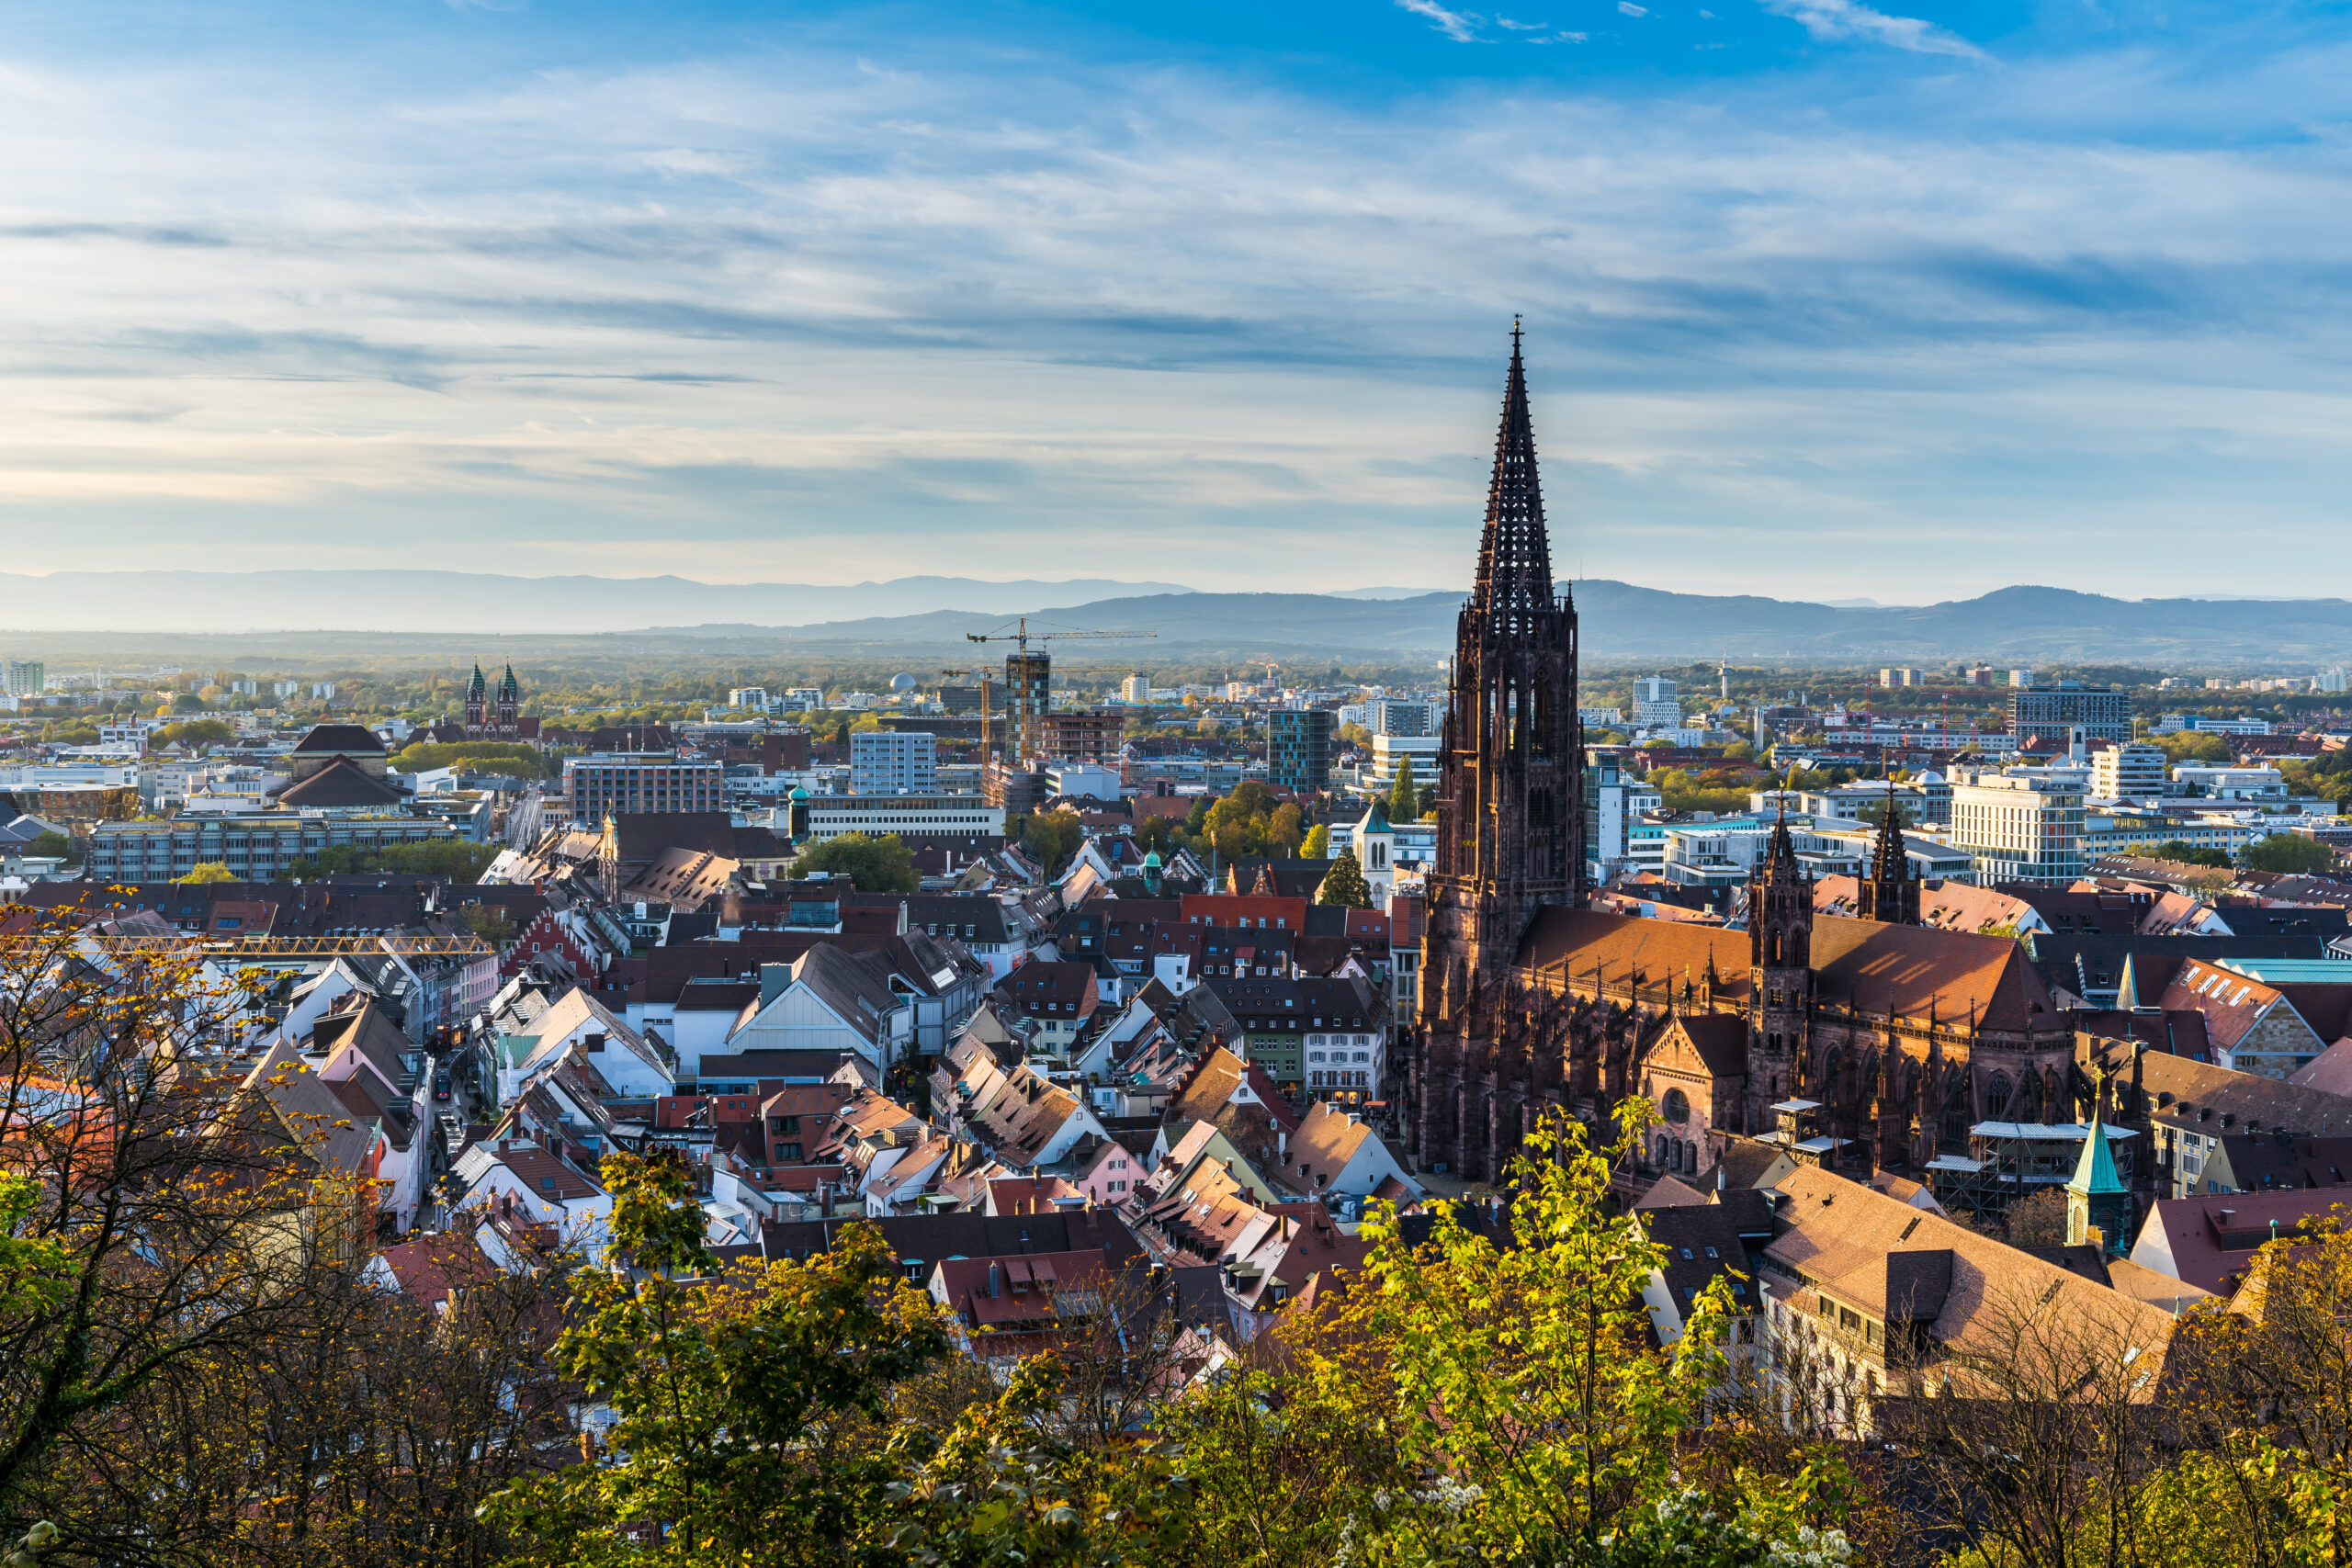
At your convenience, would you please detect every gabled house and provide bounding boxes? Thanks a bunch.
[723,944,914,1074]
[453,1138,615,1267]
[931,1030,1110,1171]
[496,987,673,1105]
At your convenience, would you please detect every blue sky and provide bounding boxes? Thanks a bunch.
[0,0,2347,601]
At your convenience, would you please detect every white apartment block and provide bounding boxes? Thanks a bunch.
[1947,769,2086,884]
[2089,742,2168,800]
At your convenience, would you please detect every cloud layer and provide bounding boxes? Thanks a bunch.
[0,4,2346,600]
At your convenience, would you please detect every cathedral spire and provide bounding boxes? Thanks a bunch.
[1860,780,1921,925]
[1468,318,1555,632]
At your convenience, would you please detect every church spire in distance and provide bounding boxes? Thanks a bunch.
[1469,316,1555,631]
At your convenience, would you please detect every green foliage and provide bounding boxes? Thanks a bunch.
[174,862,238,885]
[2125,840,2234,869]
[169,693,209,715]
[286,839,502,882]
[2244,832,2339,876]
[1387,754,1421,824]
[2155,730,2233,764]
[24,831,78,865]
[487,1151,950,1567]
[1203,782,1305,863]
[461,903,519,949]
[786,831,919,892]
[1317,847,1373,908]
[153,718,234,749]
[389,739,557,779]
[1019,811,1085,875]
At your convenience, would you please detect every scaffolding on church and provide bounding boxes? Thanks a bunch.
[1927,1119,2141,1218]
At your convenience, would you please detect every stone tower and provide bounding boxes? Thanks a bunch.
[463,661,488,734]
[1746,807,1813,1123]
[1859,784,1921,925]
[1409,323,1584,1180]
[496,663,522,736]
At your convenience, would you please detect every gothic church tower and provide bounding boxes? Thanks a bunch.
[1409,324,1584,1178]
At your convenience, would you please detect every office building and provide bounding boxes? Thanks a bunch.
[728,687,770,711]
[1369,733,1439,788]
[2007,681,2132,746]
[1632,676,1682,731]
[560,755,726,825]
[1583,750,1662,884]
[1371,698,1439,738]
[2008,670,2036,688]
[1948,768,2086,884]
[804,794,1005,841]
[2088,741,2168,800]
[1880,668,1922,688]
[1267,708,1335,793]
[849,729,937,794]
[86,814,458,883]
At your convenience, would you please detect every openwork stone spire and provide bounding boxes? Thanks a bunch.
[1469,319,1555,634]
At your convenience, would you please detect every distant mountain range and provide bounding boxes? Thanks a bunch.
[0,570,1194,636]
[654,582,2352,665]
[1,570,2347,665]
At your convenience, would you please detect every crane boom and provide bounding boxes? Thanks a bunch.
[961,617,1157,761]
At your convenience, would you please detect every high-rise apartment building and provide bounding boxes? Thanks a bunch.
[1120,673,1150,704]
[1631,676,1682,731]
[1267,708,1335,793]
[2,660,45,697]
[850,729,937,793]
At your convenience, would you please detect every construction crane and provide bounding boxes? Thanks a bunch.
[965,617,1157,762]
[1245,659,1281,694]
[938,667,996,762]
[88,933,497,961]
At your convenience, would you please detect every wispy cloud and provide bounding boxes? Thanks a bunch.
[0,9,2338,597]
[1395,0,1483,41]
[1759,0,1988,59]
[1619,4,1648,16]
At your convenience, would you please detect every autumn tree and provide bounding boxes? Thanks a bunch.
[0,908,333,1552]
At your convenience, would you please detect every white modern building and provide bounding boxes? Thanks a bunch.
[801,795,1005,840]
[1947,769,2086,884]
[1632,676,1682,731]
[2089,742,2169,800]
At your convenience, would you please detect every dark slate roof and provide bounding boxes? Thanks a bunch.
[759,1208,1142,1266]
[276,755,404,808]
[291,723,386,754]
[1643,1204,1758,1314]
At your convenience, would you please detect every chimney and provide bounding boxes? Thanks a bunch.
[2218,1208,2234,1227]
[988,1261,1001,1298]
